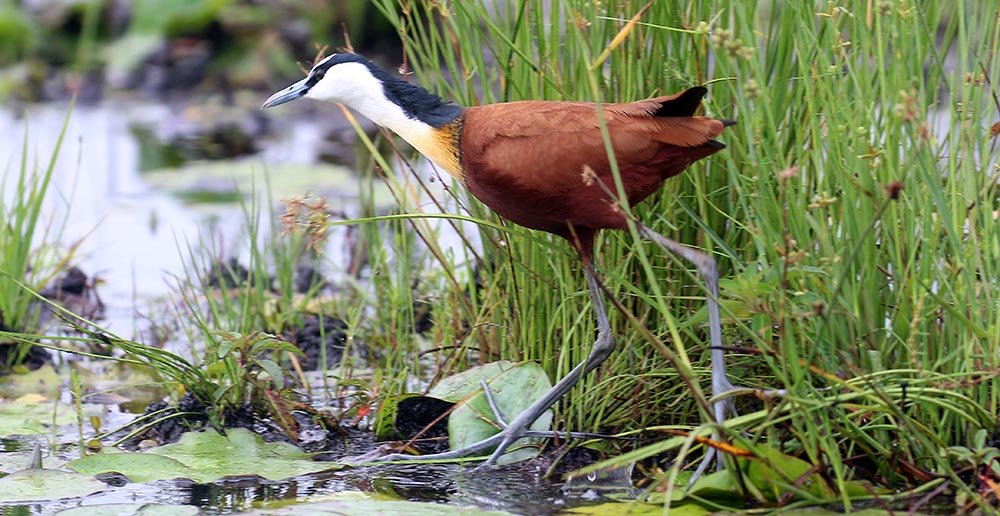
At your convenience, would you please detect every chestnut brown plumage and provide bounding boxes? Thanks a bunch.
[461,92,728,255]
[263,53,736,471]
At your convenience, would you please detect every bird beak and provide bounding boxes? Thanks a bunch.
[261,78,309,109]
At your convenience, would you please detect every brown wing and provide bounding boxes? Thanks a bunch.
[459,88,728,235]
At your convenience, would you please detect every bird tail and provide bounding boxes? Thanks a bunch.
[653,87,708,118]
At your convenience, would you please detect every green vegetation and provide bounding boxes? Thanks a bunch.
[336,0,997,510]
[0,0,393,100]
[0,107,73,369]
[0,0,997,513]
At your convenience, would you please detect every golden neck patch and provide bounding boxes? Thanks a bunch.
[394,117,464,182]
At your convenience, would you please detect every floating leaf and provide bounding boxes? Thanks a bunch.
[249,490,513,515]
[0,365,61,398]
[429,361,553,464]
[740,445,835,500]
[69,428,337,483]
[680,469,746,503]
[0,395,75,437]
[69,449,194,482]
[673,447,887,506]
[0,468,105,503]
[564,501,711,515]
[56,504,200,516]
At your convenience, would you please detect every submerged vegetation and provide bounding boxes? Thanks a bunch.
[0,0,997,514]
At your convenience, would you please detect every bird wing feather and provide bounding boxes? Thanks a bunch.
[463,98,725,194]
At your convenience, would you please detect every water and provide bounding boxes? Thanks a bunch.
[1,462,611,515]
[0,99,547,515]
[0,100,363,336]
[1,99,482,337]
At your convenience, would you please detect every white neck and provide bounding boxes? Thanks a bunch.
[305,62,432,143]
[304,61,460,178]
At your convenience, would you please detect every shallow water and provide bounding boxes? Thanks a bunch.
[1,99,481,338]
[2,103,251,331]
[0,99,523,515]
[1,461,610,515]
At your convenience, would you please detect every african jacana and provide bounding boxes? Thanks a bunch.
[263,53,736,469]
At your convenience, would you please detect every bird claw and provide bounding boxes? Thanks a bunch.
[359,381,616,467]
[479,379,509,428]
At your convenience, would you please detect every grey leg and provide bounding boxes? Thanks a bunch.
[636,224,734,474]
[371,264,616,466]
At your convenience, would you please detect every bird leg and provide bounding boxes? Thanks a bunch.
[371,264,616,466]
[476,379,618,441]
[635,223,734,475]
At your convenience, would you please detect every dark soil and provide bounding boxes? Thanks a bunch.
[0,266,105,372]
[0,342,51,372]
[126,393,209,448]
[380,396,454,455]
[203,258,254,289]
[126,392,352,455]
[412,300,434,334]
[283,314,348,371]
[41,266,106,325]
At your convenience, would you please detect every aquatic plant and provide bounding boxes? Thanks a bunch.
[0,107,73,369]
[335,0,1000,510]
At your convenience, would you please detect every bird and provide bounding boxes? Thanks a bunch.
[263,52,736,469]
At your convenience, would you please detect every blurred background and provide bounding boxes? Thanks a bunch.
[1,0,407,332]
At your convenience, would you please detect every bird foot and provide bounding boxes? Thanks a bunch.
[686,380,787,486]
[362,380,607,468]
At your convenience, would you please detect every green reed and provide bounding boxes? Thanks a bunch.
[339,0,997,507]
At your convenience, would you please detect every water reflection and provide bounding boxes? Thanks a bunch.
[0,461,603,514]
[1,103,248,333]
[1,99,482,340]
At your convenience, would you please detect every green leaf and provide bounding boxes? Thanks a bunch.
[682,469,746,502]
[257,359,285,389]
[249,490,514,515]
[56,504,200,516]
[429,361,552,465]
[68,449,193,483]
[0,365,61,398]
[564,501,711,515]
[68,428,337,483]
[250,338,303,356]
[217,339,236,359]
[739,445,834,500]
[0,396,75,437]
[0,468,105,503]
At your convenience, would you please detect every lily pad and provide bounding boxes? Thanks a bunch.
[0,395,75,437]
[679,469,746,503]
[374,393,453,445]
[674,445,887,505]
[247,490,513,515]
[142,162,392,209]
[0,468,105,503]
[741,444,835,499]
[56,504,201,516]
[0,365,61,398]
[564,501,710,515]
[428,361,553,464]
[69,428,338,483]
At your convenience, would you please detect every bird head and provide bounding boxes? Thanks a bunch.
[262,52,461,129]
[261,53,382,109]
[261,52,464,179]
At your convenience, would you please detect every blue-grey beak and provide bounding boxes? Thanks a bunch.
[261,77,309,109]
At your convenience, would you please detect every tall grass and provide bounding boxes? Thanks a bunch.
[348,0,999,505]
[0,106,73,367]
